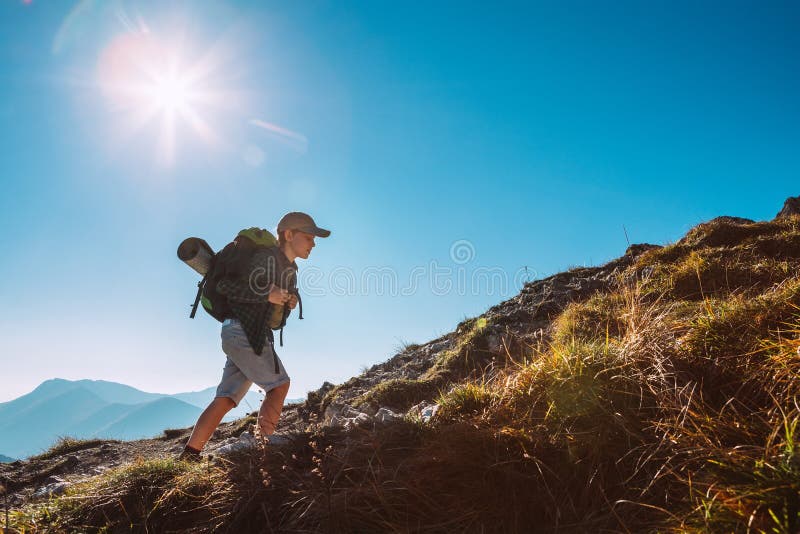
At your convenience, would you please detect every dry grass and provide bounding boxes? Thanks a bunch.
[634,217,800,301]
[355,377,442,412]
[641,247,798,300]
[11,458,236,532]
[33,437,114,460]
[552,291,629,344]
[352,316,493,412]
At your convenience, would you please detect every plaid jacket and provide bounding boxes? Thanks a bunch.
[217,247,298,355]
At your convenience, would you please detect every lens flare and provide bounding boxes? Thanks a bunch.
[96,31,226,166]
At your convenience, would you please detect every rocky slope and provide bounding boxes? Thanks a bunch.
[1,235,654,508]
[3,196,799,532]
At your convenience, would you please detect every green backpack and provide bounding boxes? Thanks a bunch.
[190,228,299,324]
[189,227,303,330]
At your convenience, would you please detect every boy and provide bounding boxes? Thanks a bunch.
[179,212,330,460]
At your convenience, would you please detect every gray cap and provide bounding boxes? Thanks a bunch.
[277,212,331,237]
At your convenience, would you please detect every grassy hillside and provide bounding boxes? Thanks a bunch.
[7,214,800,533]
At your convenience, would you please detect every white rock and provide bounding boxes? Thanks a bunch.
[329,414,346,427]
[342,405,365,419]
[359,404,379,416]
[420,404,439,423]
[214,432,257,455]
[323,403,343,423]
[34,481,69,498]
[375,407,401,423]
[352,413,371,427]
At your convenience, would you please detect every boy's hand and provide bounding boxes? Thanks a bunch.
[268,286,291,306]
[287,294,298,309]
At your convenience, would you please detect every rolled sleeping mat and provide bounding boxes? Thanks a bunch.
[177,237,215,276]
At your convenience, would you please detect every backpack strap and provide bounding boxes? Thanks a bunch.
[295,290,304,320]
[189,275,207,318]
[277,290,303,347]
[265,329,280,373]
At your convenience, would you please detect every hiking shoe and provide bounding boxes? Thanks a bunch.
[177,448,203,463]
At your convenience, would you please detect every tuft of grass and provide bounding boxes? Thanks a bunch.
[436,382,497,421]
[228,413,258,436]
[641,247,797,300]
[394,338,422,354]
[352,316,493,413]
[162,427,190,439]
[677,278,800,414]
[355,378,441,412]
[679,217,799,249]
[552,291,628,345]
[681,408,800,533]
[34,437,113,460]
[11,458,239,533]
[633,218,800,302]
[425,316,492,377]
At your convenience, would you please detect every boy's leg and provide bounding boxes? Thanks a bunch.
[258,381,290,437]
[182,352,250,457]
[186,396,236,451]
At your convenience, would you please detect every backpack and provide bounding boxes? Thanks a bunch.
[187,228,303,339]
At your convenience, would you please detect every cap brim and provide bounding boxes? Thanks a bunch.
[298,225,331,238]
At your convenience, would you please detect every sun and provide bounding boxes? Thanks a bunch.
[151,75,189,112]
[96,31,225,166]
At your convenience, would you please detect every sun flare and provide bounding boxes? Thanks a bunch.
[96,31,227,166]
[151,75,189,112]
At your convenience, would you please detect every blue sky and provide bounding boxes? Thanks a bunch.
[1,0,798,402]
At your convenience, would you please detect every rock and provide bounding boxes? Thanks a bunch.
[352,413,372,428]
[625,243,661,257]
[313,381,336,399]
[775,196,800,219]
[326,408,372,429]
[33,477,69,499]
[420,405,439,423]
[213,432,257,456]
[329,415,346,428]
[427,339,451,353]
[359,403,379,417]
[409,402,440,423]
[50,456,79,476]
[375,407,401,423]
[486,329,512,355]
[325,403,372,425]
[409,401,427,414]
[265,434,291,446]
[323,402,345,424]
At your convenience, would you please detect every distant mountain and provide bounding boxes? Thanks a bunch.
[0,379,283,459]
[0,453,17,463]
[0,387,110,459]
